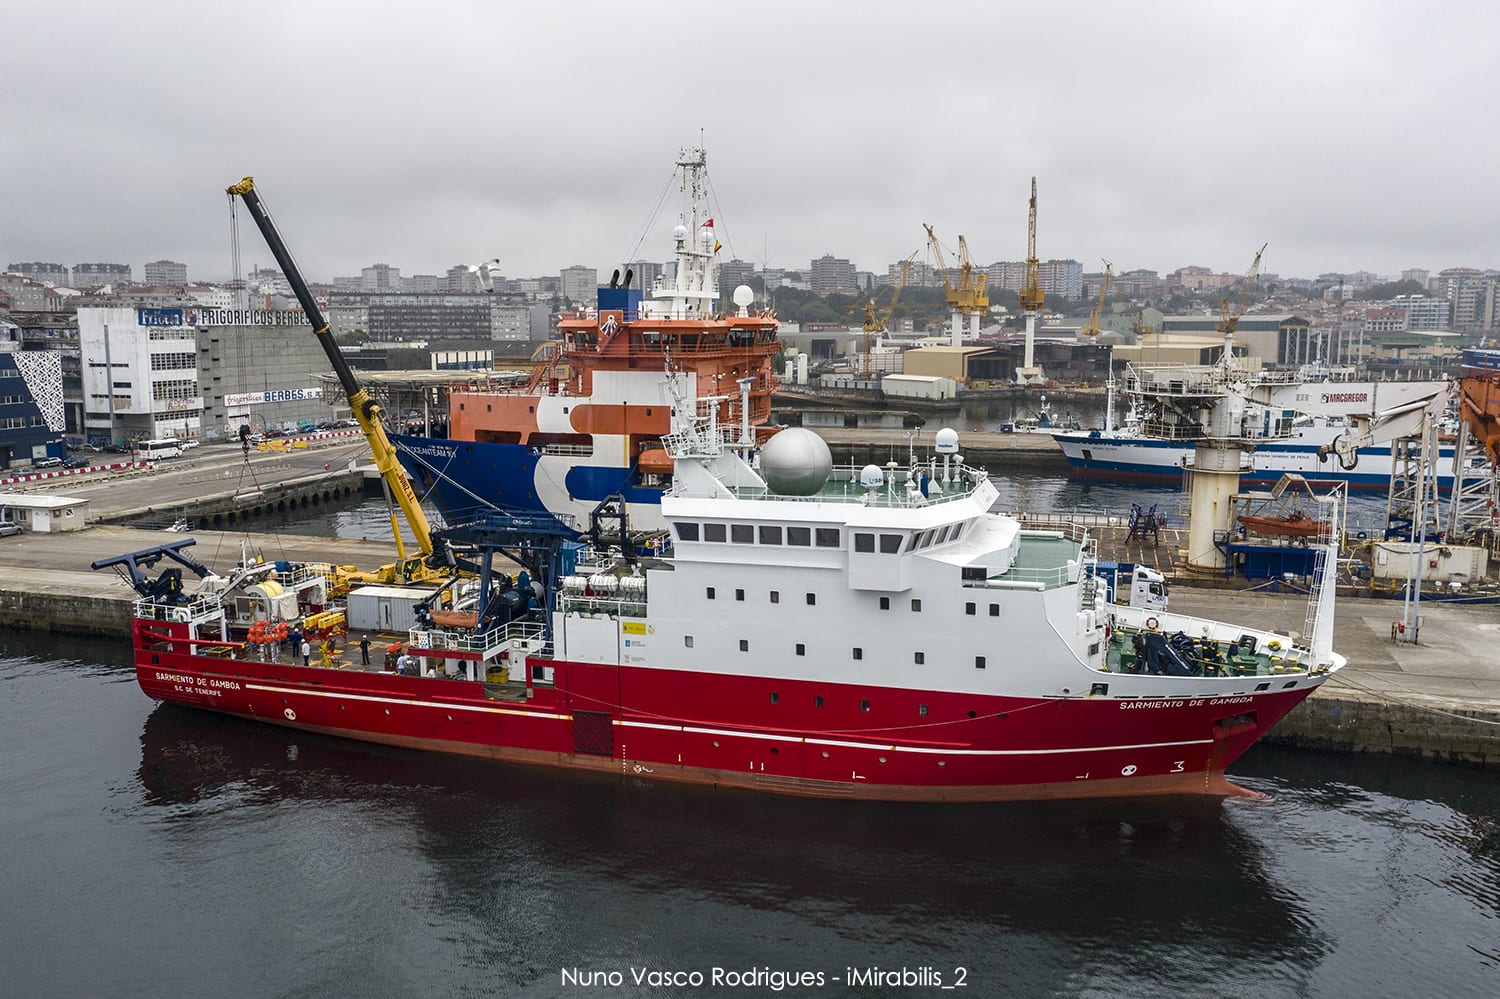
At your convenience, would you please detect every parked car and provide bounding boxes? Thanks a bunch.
[0,523,22,537]
[33,457,63,468]
[179,440,199,450]
[63,456,89,469]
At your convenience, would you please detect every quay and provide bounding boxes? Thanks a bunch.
[3,524,1495,770]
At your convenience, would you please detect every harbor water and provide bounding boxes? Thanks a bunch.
[4,631,1498,998]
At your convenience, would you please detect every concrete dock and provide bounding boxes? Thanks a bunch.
[3,522,1495,769]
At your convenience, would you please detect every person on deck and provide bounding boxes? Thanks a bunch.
[359,636,371,666]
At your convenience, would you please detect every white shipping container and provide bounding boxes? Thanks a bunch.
[1370,542,1489,583]
[346,585,439,634]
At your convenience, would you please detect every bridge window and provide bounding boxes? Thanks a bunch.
[758,525,782,545]
[731,524,753,544]
[675,521,699,542]
[815,528,841,548]
[855,533,875,553]
[704,523,726,542]
[787,527,811,546]
[879,534,903,554]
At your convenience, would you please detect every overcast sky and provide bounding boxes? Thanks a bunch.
[4,1,1496,287]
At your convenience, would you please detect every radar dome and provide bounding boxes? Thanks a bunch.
[673,224,688,241]
[859,464,885,488]
[760,429,833,496]
[732,285,755,308]
[699,227,716,247]
[934,427,959,453]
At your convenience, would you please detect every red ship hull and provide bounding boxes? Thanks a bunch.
[133,619,1313,802]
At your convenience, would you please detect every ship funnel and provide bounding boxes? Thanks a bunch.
[608,268,621,289]
[623,268,633,289]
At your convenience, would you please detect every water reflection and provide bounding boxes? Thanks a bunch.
[136,703,1334,995]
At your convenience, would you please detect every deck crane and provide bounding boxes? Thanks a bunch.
[854,255,913,378]
[1081,260,1113,338]
[225,177,439,585]
[1017,177,1046,383]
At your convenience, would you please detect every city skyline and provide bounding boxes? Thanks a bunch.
[4,3,1497,286]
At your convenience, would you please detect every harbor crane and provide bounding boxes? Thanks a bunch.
[851,256,913,378]
[1217,242,1268,359]
[1081,260,1112,338]
[1017,177,1046,383]
[923,224,986,347]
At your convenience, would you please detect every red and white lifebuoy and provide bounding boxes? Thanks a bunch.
[1145,615,1160,631]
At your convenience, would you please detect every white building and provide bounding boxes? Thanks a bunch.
[78,305,328,443]
[561,265,598,306]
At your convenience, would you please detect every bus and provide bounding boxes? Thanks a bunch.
[137,438,183,460]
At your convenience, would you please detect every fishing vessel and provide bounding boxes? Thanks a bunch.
[97,385,1347,802]
[1053,377,1463,491]
[391,148,781,533]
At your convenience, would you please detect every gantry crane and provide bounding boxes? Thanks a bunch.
[1016,176,1046,383]
[1080,260,1112,338]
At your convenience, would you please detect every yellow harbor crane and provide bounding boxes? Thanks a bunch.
[1016,176,1046,382]
[1081,260,1113,337]
[923,224,987,344]
[1218,242,1269,359]
[854,256,913,377]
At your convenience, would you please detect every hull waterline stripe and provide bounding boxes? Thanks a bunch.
[241,682,572,721]
[616,719,1214,756]
[220,684,1225,757]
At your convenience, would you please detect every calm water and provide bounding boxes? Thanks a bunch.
[3,633,1497,998]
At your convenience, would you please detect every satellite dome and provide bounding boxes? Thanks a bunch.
[699,227,716,247]
[760,429,833,496]
[673,224,688,241]
[934,427,960,453]
[732,285,755,308]
[859,464,885,488]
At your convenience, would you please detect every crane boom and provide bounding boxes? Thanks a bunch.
[225,177,434,560]
[1082,260,1112,337]
[1019,177,1044,313]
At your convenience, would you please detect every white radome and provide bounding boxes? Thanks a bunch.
[935,427,960,453]
[760,429,833,496]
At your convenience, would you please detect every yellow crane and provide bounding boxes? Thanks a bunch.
[1081,260,1112,337]
[1218,242,1269,358]
[855,256,913,377]
[1019,177,1045,313]
[226,177,443,586]
[923,225,986,341]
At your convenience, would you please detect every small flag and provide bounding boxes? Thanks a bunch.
[714,241,722,254]
[700,218,714,228]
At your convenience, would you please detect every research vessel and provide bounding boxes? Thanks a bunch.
[97,389,1346,802]
[95,174,1345,802]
